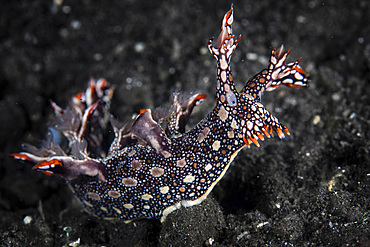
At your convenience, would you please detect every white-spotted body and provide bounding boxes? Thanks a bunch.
[12,6,308,223]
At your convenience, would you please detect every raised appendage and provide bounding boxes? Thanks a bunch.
[12,6,308,223]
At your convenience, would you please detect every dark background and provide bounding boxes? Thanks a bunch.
[0,0,369,246]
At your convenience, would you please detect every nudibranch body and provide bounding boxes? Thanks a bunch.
[12,6,308,223]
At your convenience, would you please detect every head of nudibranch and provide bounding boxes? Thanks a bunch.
[207,5,309,147]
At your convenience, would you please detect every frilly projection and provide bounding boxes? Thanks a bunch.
[13,6,308,223]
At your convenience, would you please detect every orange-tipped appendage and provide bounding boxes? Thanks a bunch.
[257,132,265,141]
[74,92,84,101]
[139,109,148,114]
[87,101,99,116]
[262,128,271,138]
[276,127,285,138]
[249,136,260,147]
[194,94,207,101]
[41,171,53,175]
[294,64,308,78]
[99,78,108,89]
[32,159,63,170]
[50,101,63,114]
[242,136,250,147]
[11,153,31,161]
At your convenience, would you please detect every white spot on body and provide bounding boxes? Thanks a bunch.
[224,83,230,92]
[124,203,134,209]
[87,192,101,201]
[162,151,172,158]
[198,127,210,143]
[151,167,165,177]
[122,177,138,187]
[294,72,304,80]
[113,207,122,214]
[247,121,253,130]
[100,206,108,213]
[220,70,227,82]
[205,163,212,171]
[218,106,228,121]
[183,174,195,183]
[271,56,277,65]
[108,190,121,198]
[212,140,221,151]
[231,119,238,129]
[141,193,153,201]
[160,186,169,194]
[271,68,281,80]
[220,59,228,70]
[131,160,142,170]
[227,130,234,139]
[177,158,187,167]
[282,78,293,84]
[83,200,93,207]
[227,15,233,25]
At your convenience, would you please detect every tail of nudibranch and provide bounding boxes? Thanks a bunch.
[12,78,112,182]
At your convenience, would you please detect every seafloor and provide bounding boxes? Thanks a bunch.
[0,0,369,246]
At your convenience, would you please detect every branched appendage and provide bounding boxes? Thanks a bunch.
[121,92,207,157]
[164,93,206,137]
[242,45,309,101]
[208,5,241,109]
[237,45,310,146]
[12,78,112,182]
[237,46,309,146]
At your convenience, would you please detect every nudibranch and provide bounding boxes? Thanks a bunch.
[12,6,308,223]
